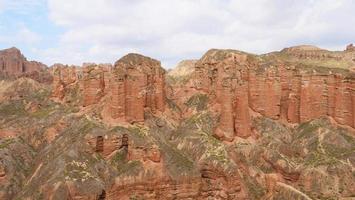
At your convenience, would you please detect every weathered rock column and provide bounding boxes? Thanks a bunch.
[82,66,105,107]
[110,53,166,123]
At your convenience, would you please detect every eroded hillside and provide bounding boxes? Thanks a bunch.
[0,45,354,200]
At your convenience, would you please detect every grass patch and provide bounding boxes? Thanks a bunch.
[166,98,181,113]
[128,125,149,138]
[0,101,26,117]
[117,160,143,176]
[0,138,15,149]
[111,150,127,165]
[185,93,208,111]
[166,74,191,85]
[30,107,56,118]
[295,121,321,139]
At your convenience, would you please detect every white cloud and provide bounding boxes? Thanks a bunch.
[0,26,41,46]
[0,0,4,12]
[0,0,45,14]
[17,27,41,44]
[45,0,355,68]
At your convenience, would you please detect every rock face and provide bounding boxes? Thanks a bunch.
[82,65,106,107]
[51,64,79,100]
[194,49,254,140]
[110,53,165,123]
[191,48,355,142]
[0,47,46,77]
[51,54,166,123]
[1,46,354,200]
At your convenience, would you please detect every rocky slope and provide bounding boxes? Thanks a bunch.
[0,45,354,200]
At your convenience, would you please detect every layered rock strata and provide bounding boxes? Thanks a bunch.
[193,49,355,141]
[110,53,165,123]
[0,47,46,77]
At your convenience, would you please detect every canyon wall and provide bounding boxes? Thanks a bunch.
[1,46,354,200]
[82,65,106,107]
[110,53,165,123]
[51,64,79,100]
[51,53,166,123]
[0,47,46,77]
[50,48,353,136]
[193,49,355,141]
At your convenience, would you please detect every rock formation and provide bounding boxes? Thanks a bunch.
[82,65,106,107]
[0,47,46,77]
[191,48,355,142]
[110,53,165,123]
[0,46,354,200]
[51,64,79,100]
[193,49,254,140]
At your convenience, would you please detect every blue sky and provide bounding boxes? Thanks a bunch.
[0,0,354,68]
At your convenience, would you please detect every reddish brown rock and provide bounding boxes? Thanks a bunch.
[51,64,79,100]
[0,47,46,77]
[2,46,354,200]
[194,49,253,140]
[145,145,161,163]
[110,53,165,123]
[192,48,355,142]
[86,134,120,158]
[0,129,18,138]
[107,172,247,200]
[299,74,328,122]
[273,69,354,127]
[82,65,106,107]
[249,65,281,119]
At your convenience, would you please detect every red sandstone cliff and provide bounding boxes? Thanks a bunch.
[0,47,46,77]
[51,64,79,100]
[190,48,355,142]
[48,46,354,132]
[1,46,354,200]
[110,53,165,123]
[50,54,166,124]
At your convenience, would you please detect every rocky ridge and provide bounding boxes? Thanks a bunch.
[0,45,354,200]
[0,47,48,82]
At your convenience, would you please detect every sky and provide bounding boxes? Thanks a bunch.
[0,0,354,68]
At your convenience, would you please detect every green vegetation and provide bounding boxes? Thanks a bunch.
[166,98,181,113]
[184,112,215,134]
[128,125,149,138]
[0,101,26,117]
[117,160,143,176]
[64,160,96,181]
[294,119,353,167]
[243,177,266,199]
[296,120,322,140]
[64,83,83,107]
[30,106,56,118]
[0,138,15,149]
[28,88,51,102]
[197,130,229,164]
[271,52,353,70]
[158,140,196,176]
[305,151,340,167]
[166,74,191,85]
[185,93,208,111]
[111,150,127,165]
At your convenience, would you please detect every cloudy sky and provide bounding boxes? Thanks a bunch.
[0,0,354,68]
